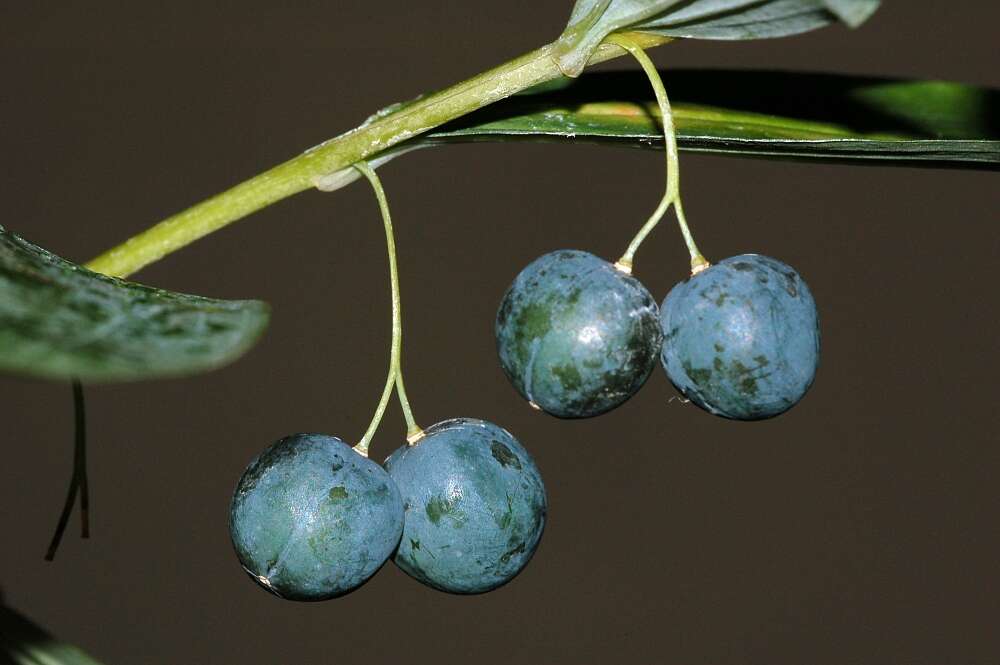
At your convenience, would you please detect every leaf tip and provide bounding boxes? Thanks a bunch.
[824,0,882,29]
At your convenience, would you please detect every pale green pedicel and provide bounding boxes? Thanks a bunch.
[352,162,421,455]
[605,34,707,275]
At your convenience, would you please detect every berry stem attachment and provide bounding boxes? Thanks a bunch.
[353,162,422,457]
[608,33,709,276]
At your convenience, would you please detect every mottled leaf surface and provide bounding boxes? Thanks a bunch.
[637,1,833,40]
[427,71,999,168]
[554,0,882,75]
[0,226,269,382]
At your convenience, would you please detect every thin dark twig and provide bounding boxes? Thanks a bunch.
[74,379,89,538]
[44,459,79,562]
[44,380,88,561]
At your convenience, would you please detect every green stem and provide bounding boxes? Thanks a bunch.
[609,34,709,275]
[353,162,421,457]
[84,33,670,280]
[396,371,424,445]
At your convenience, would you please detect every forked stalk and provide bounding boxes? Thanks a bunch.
[353,162,422,458]
[608,33,709,276]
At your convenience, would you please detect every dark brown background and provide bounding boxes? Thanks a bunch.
[1,3,998,664]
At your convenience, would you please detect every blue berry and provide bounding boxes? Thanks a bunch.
[660,254,820,420]
[229,434,403,601]
[495,250,663,418]
[385,419,547,594]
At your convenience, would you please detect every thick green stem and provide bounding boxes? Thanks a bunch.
[85,33,670,279]
[353,163,421,457]
[609,34,709,275]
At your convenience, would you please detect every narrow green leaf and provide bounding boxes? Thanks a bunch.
[1,603,106,665]
[0,226,269,382]
[425,71,999,168]
[554,0,881,76]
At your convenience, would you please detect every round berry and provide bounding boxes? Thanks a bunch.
[385,419,547,594]
[495,250,663,418]
[229,434,403,601]
[660,254,820,420]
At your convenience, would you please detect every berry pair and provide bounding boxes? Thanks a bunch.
[229,419,547,600]
[495,250,820,421]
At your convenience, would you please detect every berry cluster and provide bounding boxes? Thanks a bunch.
[496,251,820,421]
[227,35,820,602]
[496,35,820,422]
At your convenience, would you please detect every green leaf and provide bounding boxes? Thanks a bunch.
[636,1,835,40]
[554,0,882,76]
[425,71,999,168]
[0,225,269,382]
[1,602,106,665]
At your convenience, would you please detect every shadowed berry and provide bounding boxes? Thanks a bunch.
[660,254,820,420]
[495,250,663,418]
[229,434,404,601]
[385,419,547,594]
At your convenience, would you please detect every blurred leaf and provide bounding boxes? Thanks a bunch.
[554,0,881,76]
[0,226,269,382]
[823,0,880,27]
[0,603,105,664]
[426,71,999,168]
